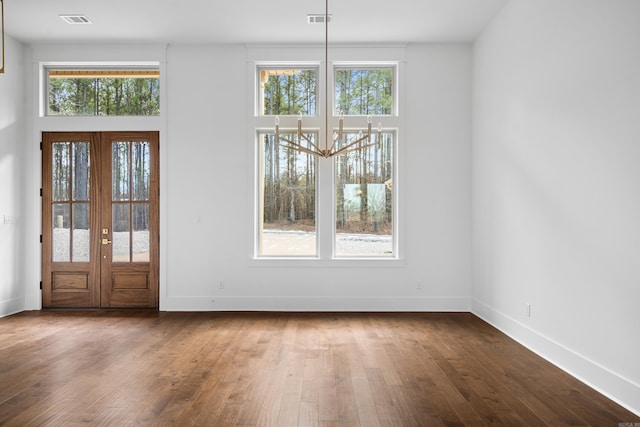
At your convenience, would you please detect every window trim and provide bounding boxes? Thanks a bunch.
[255,128,320,259]
[331,129,398,260]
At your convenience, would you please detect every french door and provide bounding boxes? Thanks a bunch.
[42,132,159,308]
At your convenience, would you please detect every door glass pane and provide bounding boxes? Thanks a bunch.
[259,132,317,256]
[52,204,70,262]
[72,142,90,201]
[132,203,150,262]
[113,204,130,262]
[335,132,394,257]
[72,203,90,262]
[112,142,130,201]
[132,141,150,201]
[52,142,70,202]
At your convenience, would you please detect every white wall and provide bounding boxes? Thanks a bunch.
[163,44,472,310]
[0,36,26,317]
[472,0,640,414]
[19,43,473,312]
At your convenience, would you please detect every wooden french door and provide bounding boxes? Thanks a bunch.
[42,131,159,308]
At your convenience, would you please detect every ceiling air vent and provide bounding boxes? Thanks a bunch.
[59,15,92,24]
[307,14,332,24]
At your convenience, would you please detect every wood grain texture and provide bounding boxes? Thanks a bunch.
[0,311,637,426]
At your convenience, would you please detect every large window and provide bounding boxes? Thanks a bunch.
[254,62,398,259]
[46,69,160,116]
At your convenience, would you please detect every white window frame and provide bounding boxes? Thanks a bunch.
[248,47,404,266]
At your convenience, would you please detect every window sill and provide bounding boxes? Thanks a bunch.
[249,257,404,268]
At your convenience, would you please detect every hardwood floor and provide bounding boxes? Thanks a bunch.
[0,311,637,426]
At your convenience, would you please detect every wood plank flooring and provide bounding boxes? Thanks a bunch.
[0,311,637,426]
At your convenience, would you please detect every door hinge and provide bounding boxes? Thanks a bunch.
[40,281,43,290]
[40,142,43,151]
[40,188,43,197]
[40,235,43,243]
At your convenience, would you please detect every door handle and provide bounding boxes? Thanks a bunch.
[102,239,112,245]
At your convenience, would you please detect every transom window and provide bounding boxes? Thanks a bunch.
[46,68,160,116]
[334,67,394,116]
[258,67,318,116]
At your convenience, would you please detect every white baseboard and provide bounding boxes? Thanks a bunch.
[163,296,470,312]
[471,298,640,417]
[0,296,25,318]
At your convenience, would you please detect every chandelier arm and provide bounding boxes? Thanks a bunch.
[298,132,325,153]
[277,139,324,157]
[330,130,373,153]
[332,140,381,157]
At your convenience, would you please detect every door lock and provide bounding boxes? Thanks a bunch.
[101,239,112,245]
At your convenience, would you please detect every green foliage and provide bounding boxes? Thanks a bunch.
[48,77,160,116]
[335,69,393,115]
[262,70,317,115]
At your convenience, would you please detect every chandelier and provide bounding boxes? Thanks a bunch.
[273,0,382,158]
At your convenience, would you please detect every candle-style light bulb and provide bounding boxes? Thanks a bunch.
[275,116,280,126]
[378,122,382,132]
[367,115,372,124]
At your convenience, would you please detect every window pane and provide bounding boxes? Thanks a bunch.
[113,204,131,262]
[132,141,151,201]
[72,142,90,201]
[72,203,90,262]
[52,204,70,262]
[335,68,394,115]
[132,203,150,262]
[259,68,317,116]
[259,132,317,256]
[47,70,160,116]
[112,142,130,201]
[52,142,70,202]
[335,132,394,257]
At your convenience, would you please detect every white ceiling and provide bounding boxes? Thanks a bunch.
[5,0,509,45]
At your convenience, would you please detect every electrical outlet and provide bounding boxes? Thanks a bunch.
[525,303,531,317]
